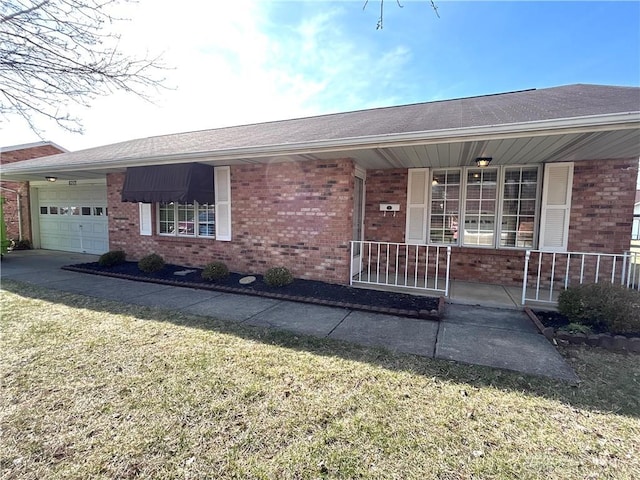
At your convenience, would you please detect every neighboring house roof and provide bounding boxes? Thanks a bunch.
[2,84,639,181]
[0,141,68,154]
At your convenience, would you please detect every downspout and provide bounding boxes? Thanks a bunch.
[0,186,22,240]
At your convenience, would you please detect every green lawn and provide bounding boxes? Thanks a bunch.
[1,279,639,479]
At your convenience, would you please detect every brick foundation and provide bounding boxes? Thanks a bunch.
[107,159,355,284]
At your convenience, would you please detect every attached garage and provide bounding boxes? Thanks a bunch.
[33,182,109,255]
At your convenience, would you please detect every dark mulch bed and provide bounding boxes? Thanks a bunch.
[64,261,441,317]
[532,310,573,330]
[533,309,640,337]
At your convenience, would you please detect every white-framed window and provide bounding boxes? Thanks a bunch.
[500,166,539,248]
[157,201,216,238]
[410,164,545,249]
[463,168,498,247]
[429,169,460,244]
[141,165,231,241]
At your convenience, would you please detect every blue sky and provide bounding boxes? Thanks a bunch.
[2,0,639,151]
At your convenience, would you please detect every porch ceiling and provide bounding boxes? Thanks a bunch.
[319,127,640,170]
[2,122,639,182]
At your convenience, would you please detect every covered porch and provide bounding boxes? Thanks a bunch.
[350,240,640,308]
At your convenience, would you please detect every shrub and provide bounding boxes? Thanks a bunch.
[558,283,640,335]
[11,239,32,250]
[264,266,294,287]
[202,261,229,281]
[559,323,593,335]
[138,253,165,273]
[98,250,126,267]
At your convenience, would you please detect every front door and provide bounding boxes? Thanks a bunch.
[351,170,366,275]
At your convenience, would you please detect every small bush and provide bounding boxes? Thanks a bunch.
[202,261,229,281]
[11,239,32,250]
[559,323,593,335]
[138,253,165,273]
[98,250,126,267]
[558,283,640,335]
[264,266,294,287]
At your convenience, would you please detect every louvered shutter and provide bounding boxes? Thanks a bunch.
[539,162,573,251]
[405,168,429,244]
[139,203,152,236]
[214,166,232,241]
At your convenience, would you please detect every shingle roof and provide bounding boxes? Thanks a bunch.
[3,83,639,170]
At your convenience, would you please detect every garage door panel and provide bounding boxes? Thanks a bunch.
[37,186,109,255]
[90,223,107,234]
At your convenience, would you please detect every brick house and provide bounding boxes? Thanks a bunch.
[2,84,639,300]
[0,141,67,244]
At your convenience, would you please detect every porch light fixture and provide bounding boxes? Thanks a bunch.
[475,157,492,168]
[45,176,57,182]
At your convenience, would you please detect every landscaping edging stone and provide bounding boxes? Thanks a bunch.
[62,265,444,321]
[524,307,640,353]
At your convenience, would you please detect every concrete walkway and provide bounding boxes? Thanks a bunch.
[0,250,578,382]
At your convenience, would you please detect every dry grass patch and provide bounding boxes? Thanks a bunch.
[1,280,639,479]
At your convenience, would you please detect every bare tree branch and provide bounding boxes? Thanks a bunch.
[364,0,439,30]
[0,0,167,135]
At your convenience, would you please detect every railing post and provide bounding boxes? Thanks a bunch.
[522,250,531,305]
[444,245,451,297]
[349,241,354,286]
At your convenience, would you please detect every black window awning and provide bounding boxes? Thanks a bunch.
[121,163,215,204]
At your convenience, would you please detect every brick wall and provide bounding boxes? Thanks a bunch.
[0,144,65,242]
[568,158,637,253]
[450,159,638,286]
[364,169,407,242]
[107,159,355,284]
[360,159,638,287]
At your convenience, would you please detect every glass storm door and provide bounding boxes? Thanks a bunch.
[351,173,366,275]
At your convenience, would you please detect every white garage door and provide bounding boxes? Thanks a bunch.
[37,186,109,255]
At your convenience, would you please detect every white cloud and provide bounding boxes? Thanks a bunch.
[0,0,415,151]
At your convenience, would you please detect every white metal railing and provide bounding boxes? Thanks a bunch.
[350,241,451,296]
[522,250,640,305]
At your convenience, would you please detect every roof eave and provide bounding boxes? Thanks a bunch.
[2,112,639,176]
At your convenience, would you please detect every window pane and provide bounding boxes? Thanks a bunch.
[429,169,460,244]
[521,184,537,199]
[463,168,497,246]
[81,207,91,215]
[50,206,58,214]
[177,203,195,235]
[158,202,175,234]
[520,200,536,215]
[197,204,215,237]
[70,207,80,215]
[94,207,104,216]
[500,167,539,247]
[40,207,48,214]
[60,207,69,215]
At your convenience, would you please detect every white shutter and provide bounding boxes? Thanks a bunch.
[214,166,232,241]
[405,168,429,244]
[539,162,573,251]
[139,203,152,236]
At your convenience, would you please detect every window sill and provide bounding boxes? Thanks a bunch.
[157,234,216,241]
